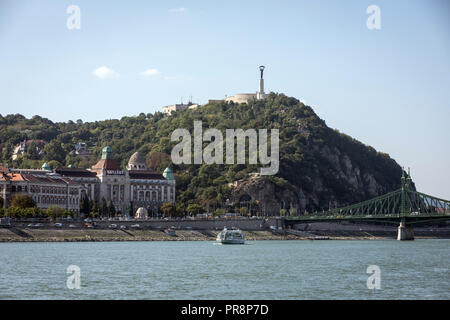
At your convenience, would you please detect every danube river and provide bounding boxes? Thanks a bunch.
[0,240,448,299]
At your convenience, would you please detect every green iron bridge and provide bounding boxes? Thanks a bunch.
[283,169,450,240]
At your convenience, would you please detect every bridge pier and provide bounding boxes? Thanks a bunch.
[397,221,414,241]
[275,217,286,230]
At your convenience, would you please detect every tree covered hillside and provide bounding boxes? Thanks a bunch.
[0,93,403,213]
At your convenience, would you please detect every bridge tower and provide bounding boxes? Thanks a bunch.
[397,168,415,240]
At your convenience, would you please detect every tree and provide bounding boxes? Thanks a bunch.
[176,203,186,217]
[26,141,40,160]
[99,197,108,217]
[213,208,226,218]
[80,194,90,215]
[108,201,116,217]
[146,152,171,171]
[46,205,65,220]
[43,140,65,163]
[128,201,134,217]
[48,160,62,170]
[160,202,177,217]
[90,200,99,217]
[239,207,249,216]
[11,194,35,209]
[186,203,203,217]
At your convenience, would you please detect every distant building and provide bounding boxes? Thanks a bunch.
[73,142,92,158]
[162,101,200,115]
[162,66,267,113]
[1,147,176,216]
[0,163,83,212]
[224,93,258,104]
[60,147,176,215]
[11,139,46,160]
[54,167,99,203]
[206,99,224,104]
[208,66,267,105]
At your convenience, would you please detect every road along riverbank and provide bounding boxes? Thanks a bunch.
[1,227,449,242]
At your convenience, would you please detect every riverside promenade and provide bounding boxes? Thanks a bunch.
[0,218,449,242]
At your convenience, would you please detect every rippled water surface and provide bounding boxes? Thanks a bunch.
[0,240,449,299]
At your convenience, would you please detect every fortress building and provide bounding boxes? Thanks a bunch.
[164,66,268,112]
[162,101,200,115]
[221,65,267,104]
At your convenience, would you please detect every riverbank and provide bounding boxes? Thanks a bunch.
[0,228,301,242]
[1,227,449,242]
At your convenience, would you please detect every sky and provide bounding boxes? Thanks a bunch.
[0,0,449,199]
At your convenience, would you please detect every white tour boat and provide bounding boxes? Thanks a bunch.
[216,227,245,244]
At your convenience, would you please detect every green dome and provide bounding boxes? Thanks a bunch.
[102,146,113,159]
[42,162,51,171]
[163,167,174,180]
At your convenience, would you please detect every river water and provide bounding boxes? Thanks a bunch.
[0,239,448,299]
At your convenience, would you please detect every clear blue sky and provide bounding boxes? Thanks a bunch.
[0,0,449,199]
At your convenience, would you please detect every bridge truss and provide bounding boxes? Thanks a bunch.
[285,169,450,225]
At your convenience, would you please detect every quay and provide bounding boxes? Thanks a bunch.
[0,217,449,242]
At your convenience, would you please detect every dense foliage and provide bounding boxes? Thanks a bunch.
[0,206,77,219]
[0,93,402,211]
[10,194,36,209]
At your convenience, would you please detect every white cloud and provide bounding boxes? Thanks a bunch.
[169,7,187,13]
[140,68,160,77]
[92,66,119,79]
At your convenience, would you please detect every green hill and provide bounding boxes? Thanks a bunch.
[0,93,403,214]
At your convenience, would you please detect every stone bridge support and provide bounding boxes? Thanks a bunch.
[276,217,286,230]
[397,221,414,241]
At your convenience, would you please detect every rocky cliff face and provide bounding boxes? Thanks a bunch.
[230,145,401,215]
[227,94,403,215]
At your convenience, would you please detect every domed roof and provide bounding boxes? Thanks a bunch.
[127,152,147,170]
[42,162,51,171]
[129,152,146,165]
[163,167,174,180]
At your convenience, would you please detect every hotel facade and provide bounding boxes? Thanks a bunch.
[0,147,175,215]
